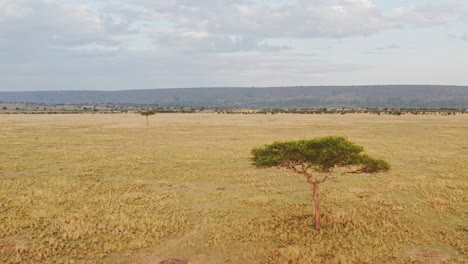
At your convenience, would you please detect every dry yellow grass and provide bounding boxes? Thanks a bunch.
[0,113,467,263]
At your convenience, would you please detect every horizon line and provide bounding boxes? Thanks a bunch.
[1,84,468,93]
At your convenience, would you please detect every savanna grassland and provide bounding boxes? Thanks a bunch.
[0,113,467,263]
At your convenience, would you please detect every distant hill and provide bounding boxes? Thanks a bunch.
[0,85,467,108]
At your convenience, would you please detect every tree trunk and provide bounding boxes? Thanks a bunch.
[313,183,321,230]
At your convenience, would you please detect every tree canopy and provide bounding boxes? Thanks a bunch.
[140,110,156,116]
[251,136,390,230]
[251,136,390,176]
[140,110,156,126]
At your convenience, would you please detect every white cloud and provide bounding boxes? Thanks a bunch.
[449,32,468,42]
[106,0,468,56]
[125,0,467,39]
[0,0,32,19]
[152,30,288,53]
[0,0,467,90]
[0,0,131,59]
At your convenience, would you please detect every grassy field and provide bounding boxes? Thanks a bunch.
[0,113,467,263]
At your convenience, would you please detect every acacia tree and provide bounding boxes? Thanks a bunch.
[251,136,390,230]
[140,110,156,126]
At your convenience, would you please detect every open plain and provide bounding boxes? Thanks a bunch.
[0,113,467,263]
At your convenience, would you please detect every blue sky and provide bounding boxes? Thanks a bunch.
[0,0,467,91]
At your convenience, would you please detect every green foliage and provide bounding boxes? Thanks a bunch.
[140,110,156,116]
[359,154,391,173]
[251,136,389,174]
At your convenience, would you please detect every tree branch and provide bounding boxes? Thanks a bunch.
[280,162,319,185]
[319,174,336,183]
[341,169,364,175]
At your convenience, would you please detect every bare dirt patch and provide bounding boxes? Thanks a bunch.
[160,258,190,264]
[0,242,15,253]
[124,251,195,264]
[0,236,28,254]
[407,248,450,263]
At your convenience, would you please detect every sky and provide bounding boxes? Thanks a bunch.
[0,0,467,91]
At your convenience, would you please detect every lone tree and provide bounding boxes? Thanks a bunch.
[251,136,390,230]
[140,110,156,126]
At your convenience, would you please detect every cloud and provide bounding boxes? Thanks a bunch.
[0,0,32,19]
[3,0,463,56]
[449,32,468,42]
[152,30,288,53]
[107,0,468,54]
[125,0,467,39]
[128,0,387,39]
[0,0,131,61]
[0,0,467,90]
[362,43,401,54]
[387,2,467,27]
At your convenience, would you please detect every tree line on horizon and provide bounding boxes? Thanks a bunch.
[1,102,466,115]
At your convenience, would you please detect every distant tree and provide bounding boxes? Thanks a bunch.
[140,110,156,126]
[251,136,390,230]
